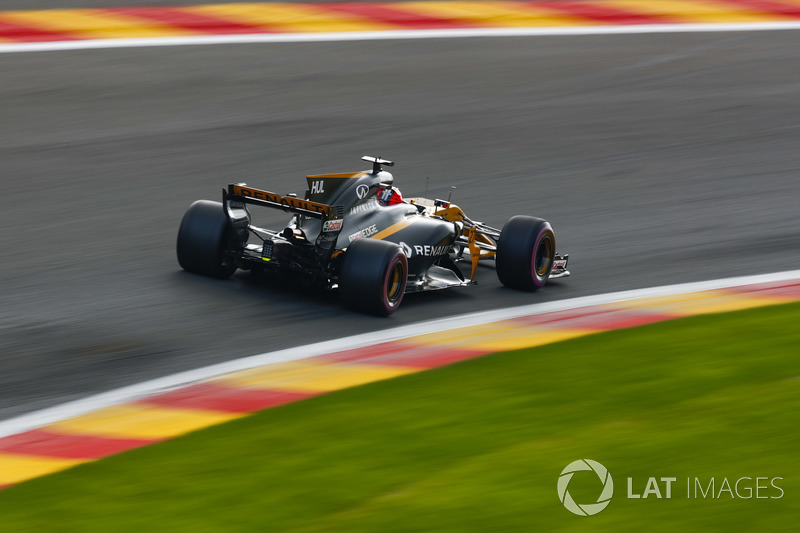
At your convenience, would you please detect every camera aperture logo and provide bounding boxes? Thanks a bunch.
[558,459,614,516]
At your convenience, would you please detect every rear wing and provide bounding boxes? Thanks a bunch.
[225,184,344,220]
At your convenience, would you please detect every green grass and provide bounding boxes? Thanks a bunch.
[1,302,799,532]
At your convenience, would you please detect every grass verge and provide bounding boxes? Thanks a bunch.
[1,302,798,532]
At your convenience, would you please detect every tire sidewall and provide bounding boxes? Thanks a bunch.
[340,239,408,316]
[176,200,237,279]
[496,215,555,291]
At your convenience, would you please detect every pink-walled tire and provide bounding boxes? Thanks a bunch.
[496,215,555,291]
[340,239,408,316]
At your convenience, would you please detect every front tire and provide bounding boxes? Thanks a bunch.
[496,215,555,291]
[176,200,237,279]
[339,239,408,316]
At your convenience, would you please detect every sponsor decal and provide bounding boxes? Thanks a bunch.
[322,219,343,232]
[554,259,567,269]
[348,224,378,242]
[310,180,325,195]
[232,185,330,216]
[399,242,451,257]
[349,199,377,215]
[356,184,370,199]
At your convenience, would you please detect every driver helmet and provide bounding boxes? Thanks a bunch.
[378,185,403,206]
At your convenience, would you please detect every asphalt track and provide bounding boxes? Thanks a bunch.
[1,30,799,419]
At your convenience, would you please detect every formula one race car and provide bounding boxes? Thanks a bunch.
[177,156,569,316]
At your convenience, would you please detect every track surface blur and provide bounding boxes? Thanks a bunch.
[1,32,799,418]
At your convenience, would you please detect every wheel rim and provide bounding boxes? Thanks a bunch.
[533,235,553,280]
[385,259,405,307]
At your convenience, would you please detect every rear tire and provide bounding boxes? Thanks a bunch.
[340,239,408,316]
[176,200,237,279]
[496,215,555,291]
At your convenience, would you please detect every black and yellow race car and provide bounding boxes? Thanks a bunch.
[177,156,569,316]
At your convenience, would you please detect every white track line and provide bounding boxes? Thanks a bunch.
[2,22,800,54]
[0,269,798,439]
